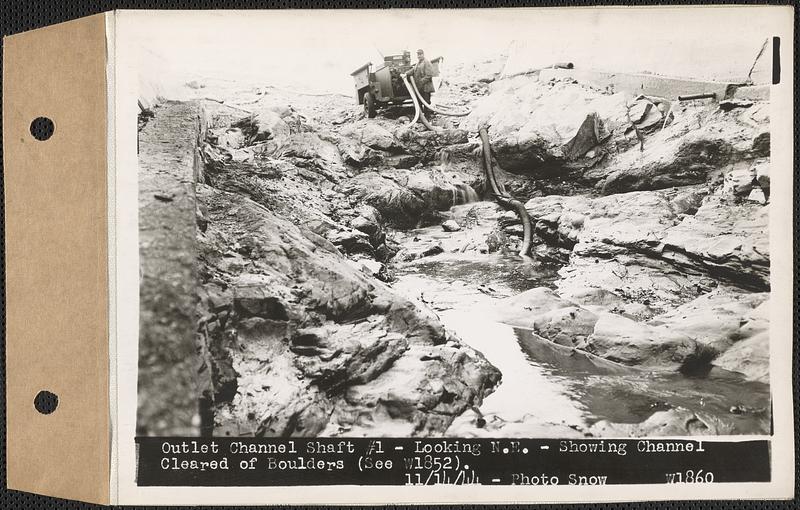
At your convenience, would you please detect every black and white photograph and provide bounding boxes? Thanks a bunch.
[2,4,794,505]
[134,8,780,444]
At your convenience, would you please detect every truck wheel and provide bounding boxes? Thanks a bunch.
[364,92,376,118]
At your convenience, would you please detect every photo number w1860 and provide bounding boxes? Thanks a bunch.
[665,470,715,483]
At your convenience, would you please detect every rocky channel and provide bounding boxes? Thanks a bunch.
[138,59,772,438]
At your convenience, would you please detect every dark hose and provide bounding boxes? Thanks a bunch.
[678,92,717,101]
[478,127,533,257]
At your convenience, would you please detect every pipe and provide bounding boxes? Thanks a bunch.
[478,127,533,257]
[409,76,472,117]
[678,92,717,101]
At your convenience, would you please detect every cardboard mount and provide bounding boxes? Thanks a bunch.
[1,7,795,506]
[3,13,110,504]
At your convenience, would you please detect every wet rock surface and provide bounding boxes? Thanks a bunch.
[440,68,769,435]
[197,184,500,437]
[479,75,772,391]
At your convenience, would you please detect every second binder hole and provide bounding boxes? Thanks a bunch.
[34,390,58,414]
[30,117,55,141]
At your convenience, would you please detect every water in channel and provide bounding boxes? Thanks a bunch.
[390,204,771,436]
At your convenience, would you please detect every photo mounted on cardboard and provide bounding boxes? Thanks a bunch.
[2,6,795,506]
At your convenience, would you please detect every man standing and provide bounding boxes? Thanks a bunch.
[409,49,436,115]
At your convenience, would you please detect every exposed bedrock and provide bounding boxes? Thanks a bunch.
[523,187,769,292]
[191,58,773,438]
[202,107,485,263]
[464,73,772,384]
[197,186,500,437]
[492,182,770,380]
[338,168,481,228]
[589,407,738,437]
[193,96,512,437]
[460,73,770,194]
[336,118,471,169]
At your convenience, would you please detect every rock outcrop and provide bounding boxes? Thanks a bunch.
[589,408,735,436]
[523,186,769,292]
[460,73,770,201]
[460,76,631,176]
[465,69,772,388]
[339,169,480,228]
[197,185,500,437]
[195,97,503,437]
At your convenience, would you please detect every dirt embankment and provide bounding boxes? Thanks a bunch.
[138,101,202,436]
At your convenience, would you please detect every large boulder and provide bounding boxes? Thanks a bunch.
[395,128,469,162]
[532,306,599,348]
[325,228,374,255]
[338,172,427,228]
[340,120,403,152]
[494,287,576,329]
[275,132,343,167]
[524,187,769,292]
[400,169,477,212]
[339,169,479,228]
[490,135,561,176]
[232,107,290,144]
[348,204,386,246]
[460,77,630,176]
[336,135,385,168]
[581,312,705,372]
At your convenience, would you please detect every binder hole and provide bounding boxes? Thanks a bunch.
[30,117,55,141]
[34,390,58,414]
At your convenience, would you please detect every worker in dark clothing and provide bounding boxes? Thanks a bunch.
[408,49,436,115]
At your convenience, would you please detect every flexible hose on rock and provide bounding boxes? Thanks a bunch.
[408,76,472,117]
[478,127,533,257]
[419,111,438,131]
[403,75,422,126]
[401,74,438,131]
